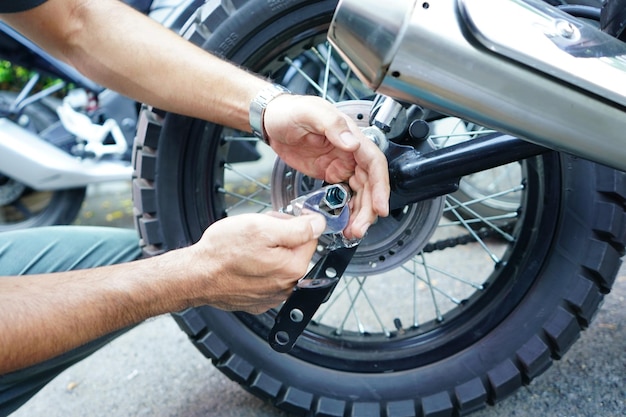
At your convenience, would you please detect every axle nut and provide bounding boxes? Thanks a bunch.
[322,184,350,210]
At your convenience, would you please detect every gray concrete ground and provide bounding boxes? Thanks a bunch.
[11,181,626,417]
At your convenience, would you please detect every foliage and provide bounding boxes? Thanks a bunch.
[0,60,65,93]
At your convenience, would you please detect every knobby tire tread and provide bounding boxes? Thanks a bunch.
[131,1,626,416]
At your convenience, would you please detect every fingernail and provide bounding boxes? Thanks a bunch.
[309,215,326,238]
[340,132,358,147]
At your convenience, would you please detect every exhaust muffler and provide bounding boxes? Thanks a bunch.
[328,0,626,171]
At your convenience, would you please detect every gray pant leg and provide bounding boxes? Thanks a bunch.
[0,226,142,416]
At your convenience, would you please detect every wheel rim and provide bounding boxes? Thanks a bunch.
[173,17,561,372]
[0,174,54,226]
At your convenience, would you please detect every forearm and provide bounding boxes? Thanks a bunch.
[0,248,201,375]
[1,0,269,131]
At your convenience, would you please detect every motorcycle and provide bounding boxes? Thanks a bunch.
[132,0,625,416]
[0,0,202,231]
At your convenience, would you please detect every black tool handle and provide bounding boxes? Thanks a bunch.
[269,246,357,353]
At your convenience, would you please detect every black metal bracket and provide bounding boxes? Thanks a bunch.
[269,246,358,353]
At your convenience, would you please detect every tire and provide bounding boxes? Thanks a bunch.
[0,92,86,231]
[132,1,626,416]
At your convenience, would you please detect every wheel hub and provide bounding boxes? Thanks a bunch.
[270,100,445,275]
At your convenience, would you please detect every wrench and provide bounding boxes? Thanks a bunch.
[281,183,351,235]
[269,184,359,353]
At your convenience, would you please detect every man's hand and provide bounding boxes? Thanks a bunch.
[264,94,390,239]
[0,213,326,373]
[184,212,327,314]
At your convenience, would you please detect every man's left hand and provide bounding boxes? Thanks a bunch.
[264,94,390,239]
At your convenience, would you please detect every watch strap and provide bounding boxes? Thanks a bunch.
[249,84,291,145]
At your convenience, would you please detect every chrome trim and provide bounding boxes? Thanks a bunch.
[328,0,415,89]
[460,0,626,107]
[329,0,626,171]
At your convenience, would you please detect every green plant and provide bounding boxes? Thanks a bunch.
[0,60,66,93]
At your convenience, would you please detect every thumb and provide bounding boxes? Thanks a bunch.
[325,113,361,151]
[270,213,326,248]
[301,96,360,151]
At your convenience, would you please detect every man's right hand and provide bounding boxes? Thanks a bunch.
[181,212,327,314]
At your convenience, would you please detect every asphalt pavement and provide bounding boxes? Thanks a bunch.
[10,181,626,417]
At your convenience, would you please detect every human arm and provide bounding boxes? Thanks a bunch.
[1,0,264,130]
[0,213,326,374]
[1,0,390,237]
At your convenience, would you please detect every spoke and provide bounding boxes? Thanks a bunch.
[476,167,519,193]
[337,67,352,102]
[315,277,356,323]
[321,44,331,101]
[283,56,335,103]
[419,253,444,322]
[352,276,391,337]
[429,129,497,141]
[439,212,518,227]
[429,285,462,306]
[11,200,33,219]
[409,259,484,290]
[445,200,502,264]
[309,45,362,101]
[335,280,366,335]
[224,163,271,191]
[443,184,524,212]
[314,275,357,322]
[218,187,271,212]
[411,259,420,327]
[446,194,516,242]
[405,261,464,305]
[332,276,391,336]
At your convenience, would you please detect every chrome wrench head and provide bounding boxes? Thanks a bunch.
[282,183,351,235]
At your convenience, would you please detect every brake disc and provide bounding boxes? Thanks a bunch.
[271,100,445,275]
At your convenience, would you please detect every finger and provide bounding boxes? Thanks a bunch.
[354,138,390,217]
[347,178,374,239]
[306,98,362,151]
[265,212,327,247]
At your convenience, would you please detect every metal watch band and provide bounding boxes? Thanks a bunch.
[249,84,291,145]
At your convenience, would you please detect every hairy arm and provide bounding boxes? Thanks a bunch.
[2,0,390,235]
[0,213,326,374]
[0,0,391,373]
[0,251,192,374]
[1,0,268,131]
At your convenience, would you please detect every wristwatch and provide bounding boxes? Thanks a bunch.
[249,84,291,145]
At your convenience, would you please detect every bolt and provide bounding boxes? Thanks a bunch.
[17,114,30,127]
[322,184,349,210]
[556,20,577,39]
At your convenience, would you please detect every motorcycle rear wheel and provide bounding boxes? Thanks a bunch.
[133,1,625,415]
[0,92,86,231]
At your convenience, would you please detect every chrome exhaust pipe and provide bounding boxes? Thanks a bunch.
[328,0,626,171]
[0,118,131,190]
